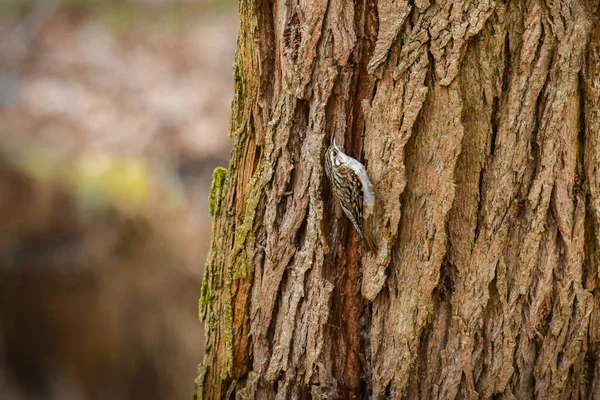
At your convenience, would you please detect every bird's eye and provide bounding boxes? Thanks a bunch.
[332,150,337,156]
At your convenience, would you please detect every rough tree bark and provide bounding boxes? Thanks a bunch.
[195,0,600,398]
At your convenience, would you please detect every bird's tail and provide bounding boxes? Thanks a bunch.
[362,217,377,253]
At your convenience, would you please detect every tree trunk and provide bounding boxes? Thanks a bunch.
[196,1,600,398]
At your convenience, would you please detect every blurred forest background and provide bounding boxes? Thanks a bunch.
[0,0,237,399]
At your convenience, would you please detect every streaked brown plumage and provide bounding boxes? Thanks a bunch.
[325,140,376,252]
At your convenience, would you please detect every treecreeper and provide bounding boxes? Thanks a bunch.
[324,139,377,252]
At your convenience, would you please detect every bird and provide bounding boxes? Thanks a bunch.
[324,138,377,252]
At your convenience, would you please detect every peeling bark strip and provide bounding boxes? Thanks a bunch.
[196,1,600,399]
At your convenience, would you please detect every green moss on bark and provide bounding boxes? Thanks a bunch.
[208,167,228,218]
[199,167,228,322]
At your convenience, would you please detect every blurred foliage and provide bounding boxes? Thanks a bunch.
[0,0,236,397]
[0,140,209,400]
[3,143,152,213]
[0,153,200,400]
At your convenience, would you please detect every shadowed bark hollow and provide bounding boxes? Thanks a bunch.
[196,0,600,398]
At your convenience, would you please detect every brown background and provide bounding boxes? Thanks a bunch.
[0,1,237,399]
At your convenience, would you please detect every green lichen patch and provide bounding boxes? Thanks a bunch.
[209,167,228,218]
[194,363,208,400]
[199,273,216,321]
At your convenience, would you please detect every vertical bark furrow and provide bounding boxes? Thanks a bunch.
[445,7,507,399]
[436,3,554,398]
[371,80,465,396]
[515,219,558,398]
[428,0,496,86]
[583,12,600,279]
[448,5,506,301]
[522,7,593,398]
[366,0,411,77]
[362,46,430,301]
[293,0,328,98]
[583,18,600,400]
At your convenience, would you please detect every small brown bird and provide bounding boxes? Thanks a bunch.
[324,139,377,252]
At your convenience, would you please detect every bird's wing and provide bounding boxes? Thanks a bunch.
[337,165,363,233]
[346,157,374,215]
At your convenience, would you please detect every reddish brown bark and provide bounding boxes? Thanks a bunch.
[197,1,600,399]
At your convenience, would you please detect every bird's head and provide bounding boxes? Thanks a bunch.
[327,138,344,167]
